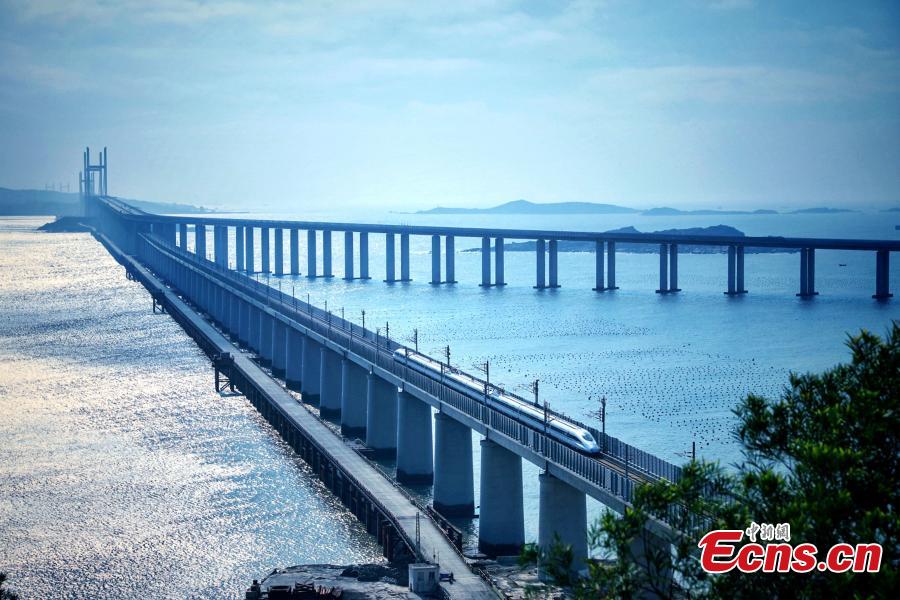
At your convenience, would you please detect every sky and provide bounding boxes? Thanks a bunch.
[0,0,899,212]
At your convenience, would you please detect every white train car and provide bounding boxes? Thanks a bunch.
[393,349,601,455]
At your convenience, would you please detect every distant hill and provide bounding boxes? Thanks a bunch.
[417,199,639,215]
[416,199,789,216]
[642,206,779,216]
[790,207,857,214]
[464,225,797,254]
[0,187,210,216]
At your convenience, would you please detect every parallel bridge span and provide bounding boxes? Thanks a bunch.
[96,194,897,299]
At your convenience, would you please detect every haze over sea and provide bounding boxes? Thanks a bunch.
[1,209,897,597]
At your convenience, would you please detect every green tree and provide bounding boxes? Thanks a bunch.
[0,572,19,600]
[548,323,899,598]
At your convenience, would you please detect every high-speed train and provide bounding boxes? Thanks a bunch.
[393,348,601,455]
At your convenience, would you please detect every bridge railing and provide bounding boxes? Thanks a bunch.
[138,234,694,510]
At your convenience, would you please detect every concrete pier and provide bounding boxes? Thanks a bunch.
[285,328,303,390]
[261,227,270,273]
[534,239,546,289]
[319,348,343,417]
[593,239,605,291]
[431,235,441,284]
[538,471,587,577]
[607,241,618,290]
[239,300,251,346]
[400,233,410,281]
[495,238,505,286]
[433,412,474,517]
[670,243,680,292]
[874,250,893,299]
[340,359,368,438]
[478,438,524,556]
[725,245,748,295]
[290,228,300,275]
[274,228,284,276]
[249,306,262,354]
[323,230,333,277]
[396,389,433,484]
[656,244,669,293]
[179,223,188,251]
[445,235,456,283]
[301,336,322,400]
[548,240,560,288]
[628,531,674,596]
[236,225,245,271]
[360,232,370,279]
[307,229,317,277]
[259,311,273,367]
[344,231,355,280]
[245,226,255,273]
[385,233,396,282]
[480,237,491,287]
[798,248,818,297]
[272,319,287,377]
[365,373,398,457]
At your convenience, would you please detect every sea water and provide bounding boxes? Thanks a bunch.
[1,210,897,594]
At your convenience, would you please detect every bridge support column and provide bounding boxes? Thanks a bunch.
[359,232,370,279]
[274,228,284,276]
[479,438,524,556]
[656,243,669,293]
[396,389,433,484]
[495,238,505,286]
[344,231,355,280]
[285,328,304,390]
[229,291,240,337]
[245,227,255,273]
[797,248,817,297]
[736,245,745,293]
[236,225,245,271]
[430,235,441,284]
[445,235,456,283]
[384,233,396,282]
[534,239,546,289]
[548,239,560,288]
[433,412,474,517]
[628,531,674,596]
[249,306,262,355]
[366,373,398,457]
[217,225,229,268]
[607,241,618,290]
[289,229,300,275]
[272,319,287,378]
[323,230,333,277]
[239,300,251,346]
[319,348,343,418]
[480,237,491,287]
[538,471,587,578]
[260,227,270,273]
[179,223,188,251]
[874,250,892,299]
[400,233,411,281]
[259,311,273,367]
[670,243,681,292]
[195,224,206,259]
[340,359,368,437]
[593,240,605,291]
[307,230,317,277]
[301,336,322,400]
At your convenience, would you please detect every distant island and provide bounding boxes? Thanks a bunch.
[790,207,857,214]
[463,225,798,254]
[417,199,638,215]
[0,187,210,217]
[416,199,859,216]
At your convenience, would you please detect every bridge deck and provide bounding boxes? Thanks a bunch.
[102,232,497,599]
